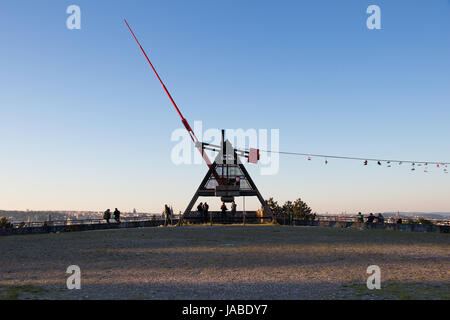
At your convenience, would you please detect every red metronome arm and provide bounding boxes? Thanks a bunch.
[124,19,222,181]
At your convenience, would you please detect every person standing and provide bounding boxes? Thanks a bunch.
[114,208,121,223]
[220,202,228,222]
[164,204,171,227]
[203,202,209,223]
[103,209,111,224]
[197,202,204,220]
[356,212,364,223]
[366,213,375,229]
[231,201,237,217]
[377,213,385,225]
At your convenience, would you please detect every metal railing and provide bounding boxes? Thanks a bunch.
[7,213,450,229]
[10,215,184,229]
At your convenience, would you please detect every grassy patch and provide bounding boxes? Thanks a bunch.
[0,285,46,300]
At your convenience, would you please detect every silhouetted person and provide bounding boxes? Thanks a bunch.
[164,204,171,226]
[397,218,403,224]
[231,201,237,217]
[356,212,364,223]
[366,213,375,229]
[103,209,111,224]
[114,208,121,223]
[377,213,384,224]
[221,202,228,221]
[202,202,209,223]
[197,202,204,221]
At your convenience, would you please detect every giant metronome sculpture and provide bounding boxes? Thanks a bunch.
[185,130,273,217]
[124,20,273,219]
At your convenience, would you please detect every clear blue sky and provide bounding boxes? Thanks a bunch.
[1,0,449,213]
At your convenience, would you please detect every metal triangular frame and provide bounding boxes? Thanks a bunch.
[183,147,274,220]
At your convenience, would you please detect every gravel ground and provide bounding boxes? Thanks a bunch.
[0,225,449,300]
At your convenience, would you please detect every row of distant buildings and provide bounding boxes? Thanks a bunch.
[1,208,149,223]
[2,209,449,226]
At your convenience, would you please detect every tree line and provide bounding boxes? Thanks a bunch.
[264,197,316,221]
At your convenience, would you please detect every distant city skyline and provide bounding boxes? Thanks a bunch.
[1,1,449,213]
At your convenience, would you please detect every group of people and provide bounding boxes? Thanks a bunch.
[356,212,383,224]
[102,200,243,226]
[356,212,403,225]
[195,201,238,222]
[103,208,121,224]
[219,201,237,220]
[196,202,210,222]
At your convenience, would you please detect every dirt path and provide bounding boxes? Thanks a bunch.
[1,225,449,299]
